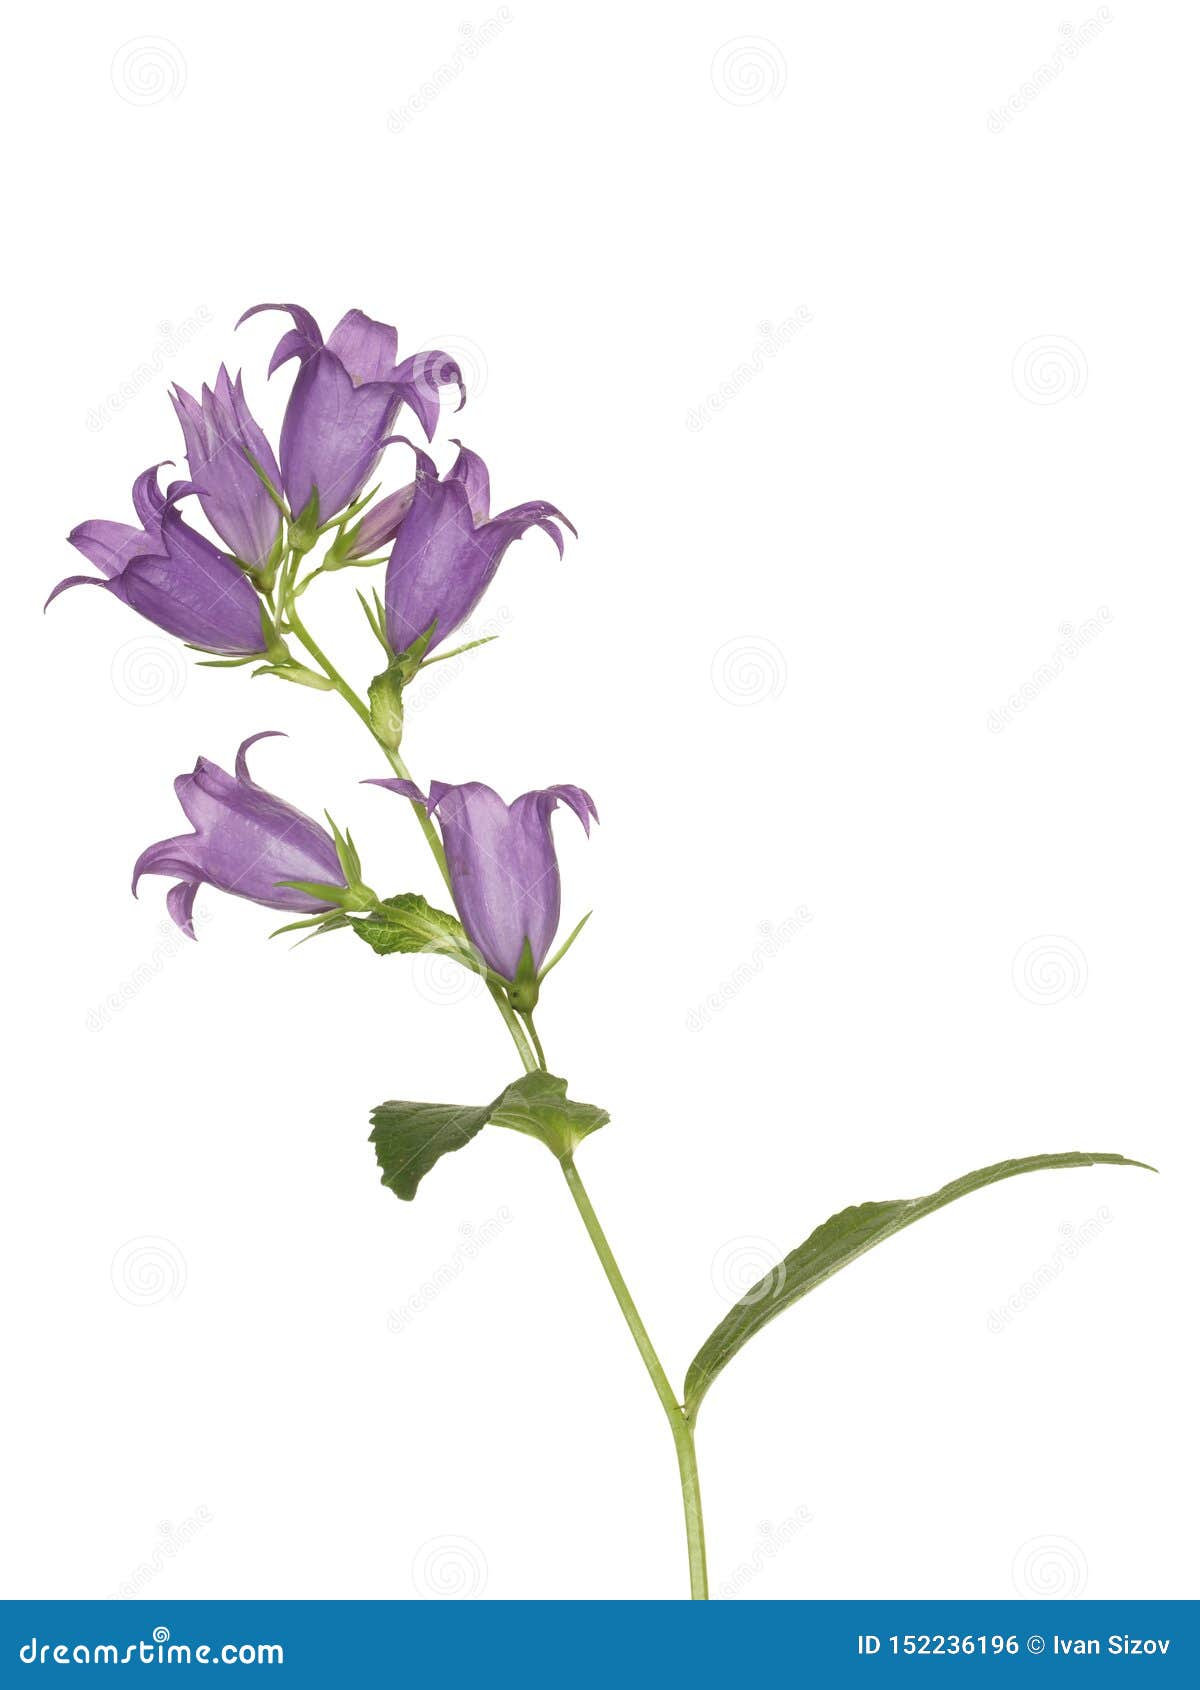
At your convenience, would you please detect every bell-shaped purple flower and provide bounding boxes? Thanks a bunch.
[370,778,597,980]
[384,443,575,655]
[133,732,347,938]
[236,303,464,527]
[50,466,267,655]
[170,365,283,568]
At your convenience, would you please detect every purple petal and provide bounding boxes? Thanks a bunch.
[447,441,491,523]
[394,349,466,439]
[166,881,200,939]
[327,309,398,385]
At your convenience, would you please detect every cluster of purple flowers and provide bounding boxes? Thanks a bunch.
[57,304,595,994]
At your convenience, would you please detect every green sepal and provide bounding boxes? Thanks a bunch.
[252,661,337,692]
[366,621,438,749]
[274,878,377,912]
[368,1069,610,1201]
[489,1071,610,1161]
[538,911,591,983]
[350,893,474,961]
[508,938,540,1013]
[682,1149,1156,1420]
[357,589,392,656]
[268,911,352,945]
[242,448,290,521]
[287,485,322,555]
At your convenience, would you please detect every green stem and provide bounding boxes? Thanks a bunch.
[281,570,539,1078]
[561,1156,709,1599]
[520,1010,548,1070]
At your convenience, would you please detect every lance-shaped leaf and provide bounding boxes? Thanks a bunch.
[684,1150,1154,1419]
[351,893,476,961]
[370,1098,496,1202]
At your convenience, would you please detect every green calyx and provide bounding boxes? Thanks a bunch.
[366,621,438,750]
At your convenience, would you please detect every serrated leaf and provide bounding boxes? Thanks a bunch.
[351,893,473,959]
[683,1150,1154,1419]
[490,1071,610,1159]
[370,1098,494,1201]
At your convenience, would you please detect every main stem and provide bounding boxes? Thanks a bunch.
[285,569,707,1596]
[561,1157,708,1598]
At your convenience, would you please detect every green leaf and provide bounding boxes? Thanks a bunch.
[683,1150,1155,1419]
[370,1098,495,1201]
[351,893,474,960]
[490,1071,610,1160]
[368,1069,610,1200]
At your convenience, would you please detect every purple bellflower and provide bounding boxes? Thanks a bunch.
[133,732,347,939]
[384,443,575,655]
[236,303,464,528]
[371,778,597,982]
[170,365,284,569]
[50,465,267,655]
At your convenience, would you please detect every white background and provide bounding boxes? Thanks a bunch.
[3,0,1197,1603]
